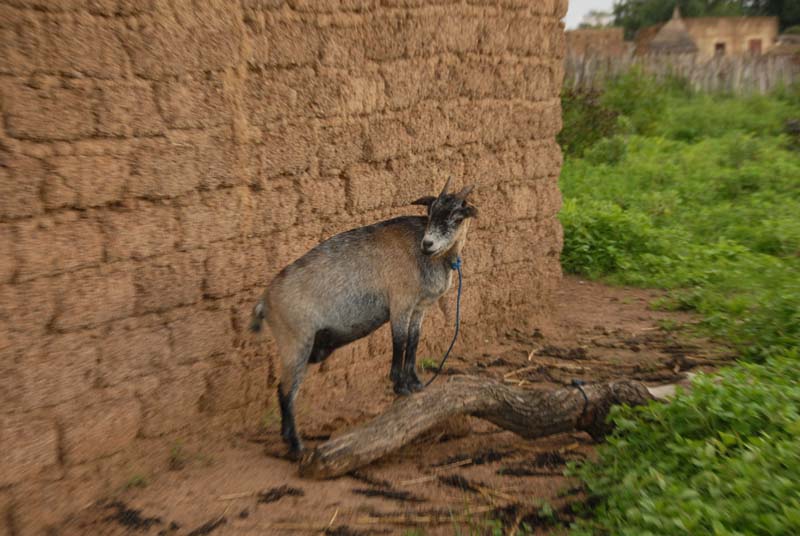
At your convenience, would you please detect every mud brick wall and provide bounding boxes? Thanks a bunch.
[0,0,565,531]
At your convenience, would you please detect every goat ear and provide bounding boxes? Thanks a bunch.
[411,196,436,207]
[455,184,475,200]
[462,205,478,218]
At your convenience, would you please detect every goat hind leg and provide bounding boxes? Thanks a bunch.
[278,341,311,459]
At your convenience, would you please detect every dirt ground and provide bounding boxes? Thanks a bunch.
[60,276,732,536]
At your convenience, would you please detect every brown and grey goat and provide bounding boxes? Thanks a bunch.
[249,178,478,458]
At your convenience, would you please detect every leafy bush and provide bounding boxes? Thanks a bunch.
[560,74,800,534]
[600,67,667,135]
[558,88,619,157]
[571,351,800,535]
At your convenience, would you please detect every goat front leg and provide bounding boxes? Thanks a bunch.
[389,312,411,396]
[403,310,425,392]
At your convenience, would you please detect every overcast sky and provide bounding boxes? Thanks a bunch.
[564,0,617,29]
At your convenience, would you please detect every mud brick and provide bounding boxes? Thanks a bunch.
[0,414,59,487]
[381,57,441,109]
[134,250,205,313]
[129,138,201,199]
[363,15,410,61]
[346,163,396,211]
[125,1,243,76]
[319,24,367,67]
[15,214,104,280]
[407,103,454,151]
[0,6,40,75]
[140,364,208,436]
[250,178,300,234]
[273,225,323,268]
[199,365,249,413]
[195,128,242,189]
[244,69,301,124]
[99,317,172,386]
[168,307,232,364]
[42,14,129,78]
[0,225,15,284]
[437,14,481,53]
[46,154,129,209]
[3,78,94,140]
[387,152,459,206]
[249,19,319,66]
[288,0,376,10]
[54,268,136,330]
[87,0,157,15]
[302,70,384,117]
[155,74,230,129]
[0,491,11,536]
[104,204,178,261]
[96,80,165,137]
[521,139,563,179]
[261,123,317,176]
[19,331,101,409]
[461,231,494,274]
[454,279,483,326]
[499,179,563,221]
[297,176,347,217]
[0,152,46,219]
[364,117,414,161]
[318,121,365,174]
[0,279,56,335]
[205,239,271,298]
[179,187,251,248]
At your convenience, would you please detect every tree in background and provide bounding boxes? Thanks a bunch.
[746,0,800,31]
[613,0,800,39]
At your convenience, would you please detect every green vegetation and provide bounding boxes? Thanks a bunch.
[125,474,149,489]
[168,441,188,471]
[420,357,440,372]
[559,71,800,534]
[612,0,800,38]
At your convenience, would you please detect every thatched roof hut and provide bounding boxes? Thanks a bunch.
[647,7,699,54]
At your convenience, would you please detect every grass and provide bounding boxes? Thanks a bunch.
[420,357,440,372]
[168,442,188,471]
[558,72,800,534]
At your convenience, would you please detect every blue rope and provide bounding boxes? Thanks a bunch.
[425,256,463,388]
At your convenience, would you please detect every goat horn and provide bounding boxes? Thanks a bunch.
[439,176,452,197]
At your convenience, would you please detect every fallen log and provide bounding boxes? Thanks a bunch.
[299,375,661,479]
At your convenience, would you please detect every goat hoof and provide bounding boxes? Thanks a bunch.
[406,377,424,392]
[286,446,304,462]
[393,382,411,396]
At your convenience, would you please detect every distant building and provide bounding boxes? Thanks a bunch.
[636,7,779,59]
[766,34,800,63]
[565,27,630,58]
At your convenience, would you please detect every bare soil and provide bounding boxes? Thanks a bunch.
[60,277,732,536]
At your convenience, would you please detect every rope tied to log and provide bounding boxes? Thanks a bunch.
[571,378,590,418]
[425,256,463,388]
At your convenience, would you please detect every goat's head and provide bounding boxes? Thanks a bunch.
[411,177,478,257]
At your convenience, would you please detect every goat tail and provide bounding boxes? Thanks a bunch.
[249,298,266,333]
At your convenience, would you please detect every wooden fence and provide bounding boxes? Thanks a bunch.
[565,52,800,95]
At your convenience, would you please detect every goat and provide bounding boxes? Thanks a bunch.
[249,177,477,459]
